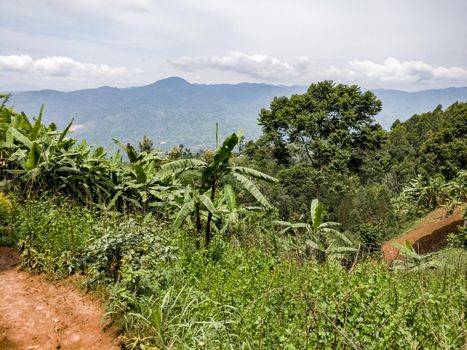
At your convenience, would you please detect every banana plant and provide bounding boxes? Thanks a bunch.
[216,184,261,238]
[1,102,181,211]
[392,240,441,271]
[171,185,217,248]
[109,140,168,210]
[274,199,356,263]
[1,104,74,190]
[161,130,277,248]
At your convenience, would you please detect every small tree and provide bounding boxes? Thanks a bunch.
[138,135,154,153]
[162,130,277,248]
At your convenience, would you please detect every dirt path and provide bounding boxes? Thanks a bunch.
[0,247,120,350]
[381,207,464,263]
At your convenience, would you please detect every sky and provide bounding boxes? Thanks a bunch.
[1,0,466,91]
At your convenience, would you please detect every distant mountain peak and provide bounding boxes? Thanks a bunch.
[151,77,190,88]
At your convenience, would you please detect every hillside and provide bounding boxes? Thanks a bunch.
[374,87,467,128]
[6,78,467,150]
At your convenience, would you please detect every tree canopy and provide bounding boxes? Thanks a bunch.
[258,80,385,172]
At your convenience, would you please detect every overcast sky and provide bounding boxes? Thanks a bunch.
[1,0,466,91]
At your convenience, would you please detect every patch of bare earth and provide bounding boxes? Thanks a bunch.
[0,247,120,350]
[381,207,464,263]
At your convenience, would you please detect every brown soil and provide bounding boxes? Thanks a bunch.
[0,247,120,350]
[381,207,464,263]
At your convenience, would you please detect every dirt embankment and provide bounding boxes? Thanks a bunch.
[382,207,464,263]
[0,247,120,350]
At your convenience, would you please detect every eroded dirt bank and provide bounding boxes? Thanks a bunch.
[382,207,463,263]
[0,247,120,350]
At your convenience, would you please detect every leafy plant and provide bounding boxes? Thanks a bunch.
[77,218,176,289]
[0,191,12,222]
[447,206,467,248]
[162,130,277,248]
[15,199,96,275]
[399,171,466,211]
[110,287,241,350]
[0,191,15,245]
[275,199,356,262]
[392,240,441,271]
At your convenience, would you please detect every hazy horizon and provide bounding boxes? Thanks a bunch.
[3,76,467,95]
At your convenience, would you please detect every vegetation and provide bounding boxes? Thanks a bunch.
[1,84,466,349]
[274,198,356,263]
[162,129,277,248]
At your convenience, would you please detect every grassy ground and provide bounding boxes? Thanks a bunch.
[1,198,466,349]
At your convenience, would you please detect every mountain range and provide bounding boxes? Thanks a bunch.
[5,77,467,151]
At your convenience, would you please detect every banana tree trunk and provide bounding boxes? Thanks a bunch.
[205,181,216,249]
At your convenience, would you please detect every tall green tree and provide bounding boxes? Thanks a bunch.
[258,80,385,172]
[420,102,467,178]
[138,135,154,153]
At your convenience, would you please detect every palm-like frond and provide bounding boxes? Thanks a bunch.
[320,221,340,229]
[173,201,194,229]
[327,246,357,253]
[230,166,278,183]
[58,119,73,143]
[223,184,237,211]
[310,199,324,229]
[273,220,293,226]
[199,193,216,214]
[7,127,32,148]
[232,172,272,209]
[132,163,147,184]
[159,159,206,177]
[25,142,41,170]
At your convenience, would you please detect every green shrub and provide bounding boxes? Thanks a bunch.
[447,206,467,249]
[0,191,16,246]
[108,241,466,349]
[77,218,177,294]
[15,199,96,275]
[108,286,243,349]
[0,191,12,219]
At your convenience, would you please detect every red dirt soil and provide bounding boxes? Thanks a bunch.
[381,207,464,263]
[0,247,120,350]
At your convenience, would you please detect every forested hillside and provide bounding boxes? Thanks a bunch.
[7,78,467,150]
[7,78,305,150]
[1,82,466,349]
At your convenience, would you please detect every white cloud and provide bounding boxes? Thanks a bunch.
[0,54,129,79]
[0,54,34,71]
[172,53,467,87]
[323,57,467,85]
[171,51,310,81]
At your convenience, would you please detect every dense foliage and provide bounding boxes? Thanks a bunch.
[258,81,385,171]
[245,85,467,251]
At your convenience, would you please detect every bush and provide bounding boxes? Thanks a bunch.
[15,199,96,275]
[447,227,467,249]
[447,206,467,249]
[77,217,177,294]
[0,191,16,246]
[0,191,12,220]
[343,184,399,252]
